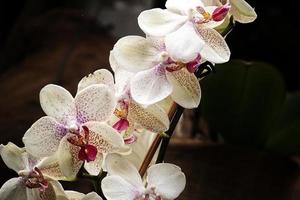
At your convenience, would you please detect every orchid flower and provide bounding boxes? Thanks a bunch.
[201,0,257,24]
[65,191,102,200]
[110,36,202,109]
[111,55,170,140]
[75,68,170,145]
[0,143,68,200]
[23,79,129,178]
[102,154,186,200]
[137,0,231,64]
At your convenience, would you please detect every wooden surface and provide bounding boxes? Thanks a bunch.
[0,8,300,200]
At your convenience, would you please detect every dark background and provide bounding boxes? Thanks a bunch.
[0,0,299,199]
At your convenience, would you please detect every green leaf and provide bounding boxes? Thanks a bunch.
[200,60,286,149]
[266,92,300,155]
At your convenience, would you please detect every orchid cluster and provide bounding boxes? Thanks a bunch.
[0,0,256,199]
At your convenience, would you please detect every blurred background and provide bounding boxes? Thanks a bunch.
[0,0,299,199]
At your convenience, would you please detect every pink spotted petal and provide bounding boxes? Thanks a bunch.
[113,119,130,133]
[212,4,231,21]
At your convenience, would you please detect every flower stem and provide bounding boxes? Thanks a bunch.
[138,103,178,177]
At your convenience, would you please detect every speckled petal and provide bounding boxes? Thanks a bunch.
[83,122,129,175]
[57,135,83,180]
[112,36,161,72]
[166,68,201,108]
[75,85,116,124]
[0,143,26,173]
[77,69,115,93]
[230,0,257,23]
[37,155,68,181]
[196,26,231,63]
[130,67,173,106]
[23,116,67,158]
[40,84,76,125]
[128,101,170,133]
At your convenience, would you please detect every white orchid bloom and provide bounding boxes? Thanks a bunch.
[23,76,129,178]
[111,36,201,109]
[102,154,186,200]
[0,143,68,200]
[75,68,170,147]
[138,0,231,64]
[65,191,102,200]
[202,0,257,23]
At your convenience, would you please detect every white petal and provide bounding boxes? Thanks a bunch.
[0,178,27,200]
[138,8,187,37]
[40,84,76,125]
[128,101,170,133]
[77,69,115,93]
[57,135,83,180]
[147,163,186,199]
[166,0,204,15]
[196,26,231,63]
[114,68,134,98]
[82,192,103,200]
[23,116,67,158]
[112,36,160,72]
[0,143,26,173]
[65,191,85,200]
[46,181,68,200]
[105,153,143,188]
[66,191,102,200]
[166,68,201,108]
[102,176,143,200]
[75,85,116,123]
[165,22,205,63]
[230,0,257,23]
[130,67,173,105]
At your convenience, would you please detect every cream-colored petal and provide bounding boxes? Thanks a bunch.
[0,178,27,200]
[112,36,160,73]
[230,0,257,23]
[66,191,102,200]
[36,155,68,181]
[85,122,127,154]
[102,175,143,200]
[138,8,187,37]
[23,116,66,158]
[0,143,26,173]
[165,22,205,63]
[105,153,143,188]
[128,101,170,133]
[75,84,116,123]
[166,68,201,109]
[130,67,173,106]
[147,163,186,200]
[57,135,83,180]
[83,152,103,176]
[77,69,115,93]
[40,84,76,125]
[196,26,231,63]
